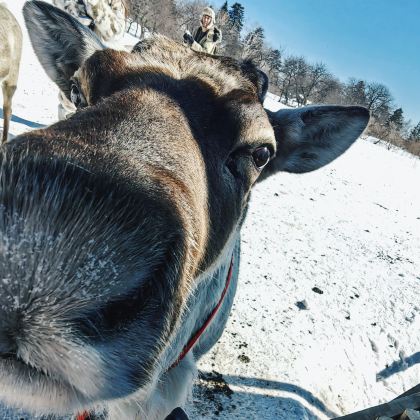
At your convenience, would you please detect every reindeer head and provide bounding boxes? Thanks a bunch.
[0,1,369,416]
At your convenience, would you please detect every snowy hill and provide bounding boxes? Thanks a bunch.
[0,1,419,419]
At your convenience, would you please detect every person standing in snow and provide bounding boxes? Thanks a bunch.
[183,6,222,55]
[52,0,130,119]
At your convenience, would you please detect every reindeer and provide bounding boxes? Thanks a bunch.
[0,2,369,419]
[0,2,22,144]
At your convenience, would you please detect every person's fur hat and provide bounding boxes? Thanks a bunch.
[201,6,216,26]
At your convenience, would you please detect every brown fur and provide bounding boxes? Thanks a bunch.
[3,28,274,395]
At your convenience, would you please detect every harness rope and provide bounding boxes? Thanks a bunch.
[76,255,234,420]
[168,255,234,370]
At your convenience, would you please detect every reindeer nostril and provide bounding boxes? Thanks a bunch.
[0,329,17,358]
[0,351,16,359]
[0,313,20,358]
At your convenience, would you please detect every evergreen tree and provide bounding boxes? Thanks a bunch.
[389,108,404,131]
[229,2,245,31]
[243,26,265,64]
[220,1,228,13]
[409,121,420,142]
[218,2,245,58]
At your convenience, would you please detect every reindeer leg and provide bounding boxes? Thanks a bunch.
[2,82,16,144]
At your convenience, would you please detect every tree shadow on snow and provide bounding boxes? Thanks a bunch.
[190,371,338,419]
[376,351,420,380]
[0,107,46,129]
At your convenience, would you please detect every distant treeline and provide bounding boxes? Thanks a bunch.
[127,0,420,155]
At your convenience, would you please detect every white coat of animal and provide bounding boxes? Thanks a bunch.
[0,2,22,144]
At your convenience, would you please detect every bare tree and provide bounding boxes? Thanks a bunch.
[313,75,344,104]
[276,56,306,105]
[176,0,207,33]
[298,62,330,105]
[277,55,308,106]
[131,0,178,38]
[365,82,393,117]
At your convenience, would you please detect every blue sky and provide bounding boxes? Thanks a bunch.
[216,0,419,123]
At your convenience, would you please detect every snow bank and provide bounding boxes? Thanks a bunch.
[264,91,291,112]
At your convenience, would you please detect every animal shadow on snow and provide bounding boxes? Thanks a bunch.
[0,107,46,130]
[376,351,420,380]
[190,372,338,419]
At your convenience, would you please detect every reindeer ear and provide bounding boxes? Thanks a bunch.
[259,105,370,180]
[240,60,269,103]
[23,0,104,98]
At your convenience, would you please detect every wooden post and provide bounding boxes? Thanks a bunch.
[332,392,420,419]
[400,409,420,420]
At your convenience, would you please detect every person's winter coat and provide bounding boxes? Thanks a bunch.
[52,0,127,42]
[191,7,222,55]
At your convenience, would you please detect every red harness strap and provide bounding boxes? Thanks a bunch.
[75,255,234,419]
[169,254,234,370]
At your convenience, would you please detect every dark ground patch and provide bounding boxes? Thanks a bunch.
[192,371,235,417]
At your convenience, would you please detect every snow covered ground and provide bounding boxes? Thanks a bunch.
[1,1,419,419]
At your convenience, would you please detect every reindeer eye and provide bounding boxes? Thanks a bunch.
[252,146,271,169]
[70,83,82,108]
